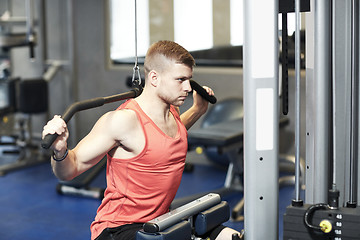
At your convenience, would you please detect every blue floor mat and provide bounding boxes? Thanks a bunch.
[0,161,296,239]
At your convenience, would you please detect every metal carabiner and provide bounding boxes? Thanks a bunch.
[132,64,142,88]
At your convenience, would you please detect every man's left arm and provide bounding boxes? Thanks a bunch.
[180,86,214,130]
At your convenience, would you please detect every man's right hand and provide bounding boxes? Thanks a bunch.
[42,115,69,156]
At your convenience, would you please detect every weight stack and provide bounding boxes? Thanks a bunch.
[283,204,360,240]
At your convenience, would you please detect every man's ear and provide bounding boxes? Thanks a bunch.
[149,70,158,87]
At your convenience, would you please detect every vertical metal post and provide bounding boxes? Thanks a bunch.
[305,0,332,204]
[243,0,279,239]
[329,0,353,207]
[347,0,359,207]
[294,0,302,203]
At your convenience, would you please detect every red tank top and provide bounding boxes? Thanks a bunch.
[90,99,188,239]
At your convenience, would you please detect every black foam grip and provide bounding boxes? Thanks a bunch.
[41,134,60,150]
[190,80,217,104]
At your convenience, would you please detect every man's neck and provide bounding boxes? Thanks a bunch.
[135,89,171,122]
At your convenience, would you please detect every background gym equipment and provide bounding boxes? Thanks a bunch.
[0,0,36,59]
[0,0,67,176]
[199,97,244,167]
[0,77,50,176]
[41,80,217,199]
[279,0,310,116]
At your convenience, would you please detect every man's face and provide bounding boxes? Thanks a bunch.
[157,62,193,106]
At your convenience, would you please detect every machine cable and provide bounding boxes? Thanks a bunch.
[131,0,142,89]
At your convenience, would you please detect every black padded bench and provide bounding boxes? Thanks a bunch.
[136,193,234,240]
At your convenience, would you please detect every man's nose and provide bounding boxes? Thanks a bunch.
[183,80,192,92]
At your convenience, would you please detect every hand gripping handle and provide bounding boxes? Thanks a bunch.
[190,80,217,104]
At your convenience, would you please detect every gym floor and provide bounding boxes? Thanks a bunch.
[0,151,296,240]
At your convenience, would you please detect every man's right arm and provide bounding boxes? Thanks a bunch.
[43,110,133,181]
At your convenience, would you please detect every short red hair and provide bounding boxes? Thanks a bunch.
[144,40,195,76]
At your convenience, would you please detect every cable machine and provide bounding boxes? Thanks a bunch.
[283,0,360,239]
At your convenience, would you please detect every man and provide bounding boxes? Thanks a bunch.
[42,40,240,240]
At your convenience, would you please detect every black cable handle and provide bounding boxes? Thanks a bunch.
[190,80,217,104]
[41,88,143,149]
[41,80,216,149]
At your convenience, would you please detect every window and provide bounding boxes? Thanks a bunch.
[173,0,213,51]
[110,0,149,60]
[230,0,243,46]
[109,0,297,67]
[110,0,241,66]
